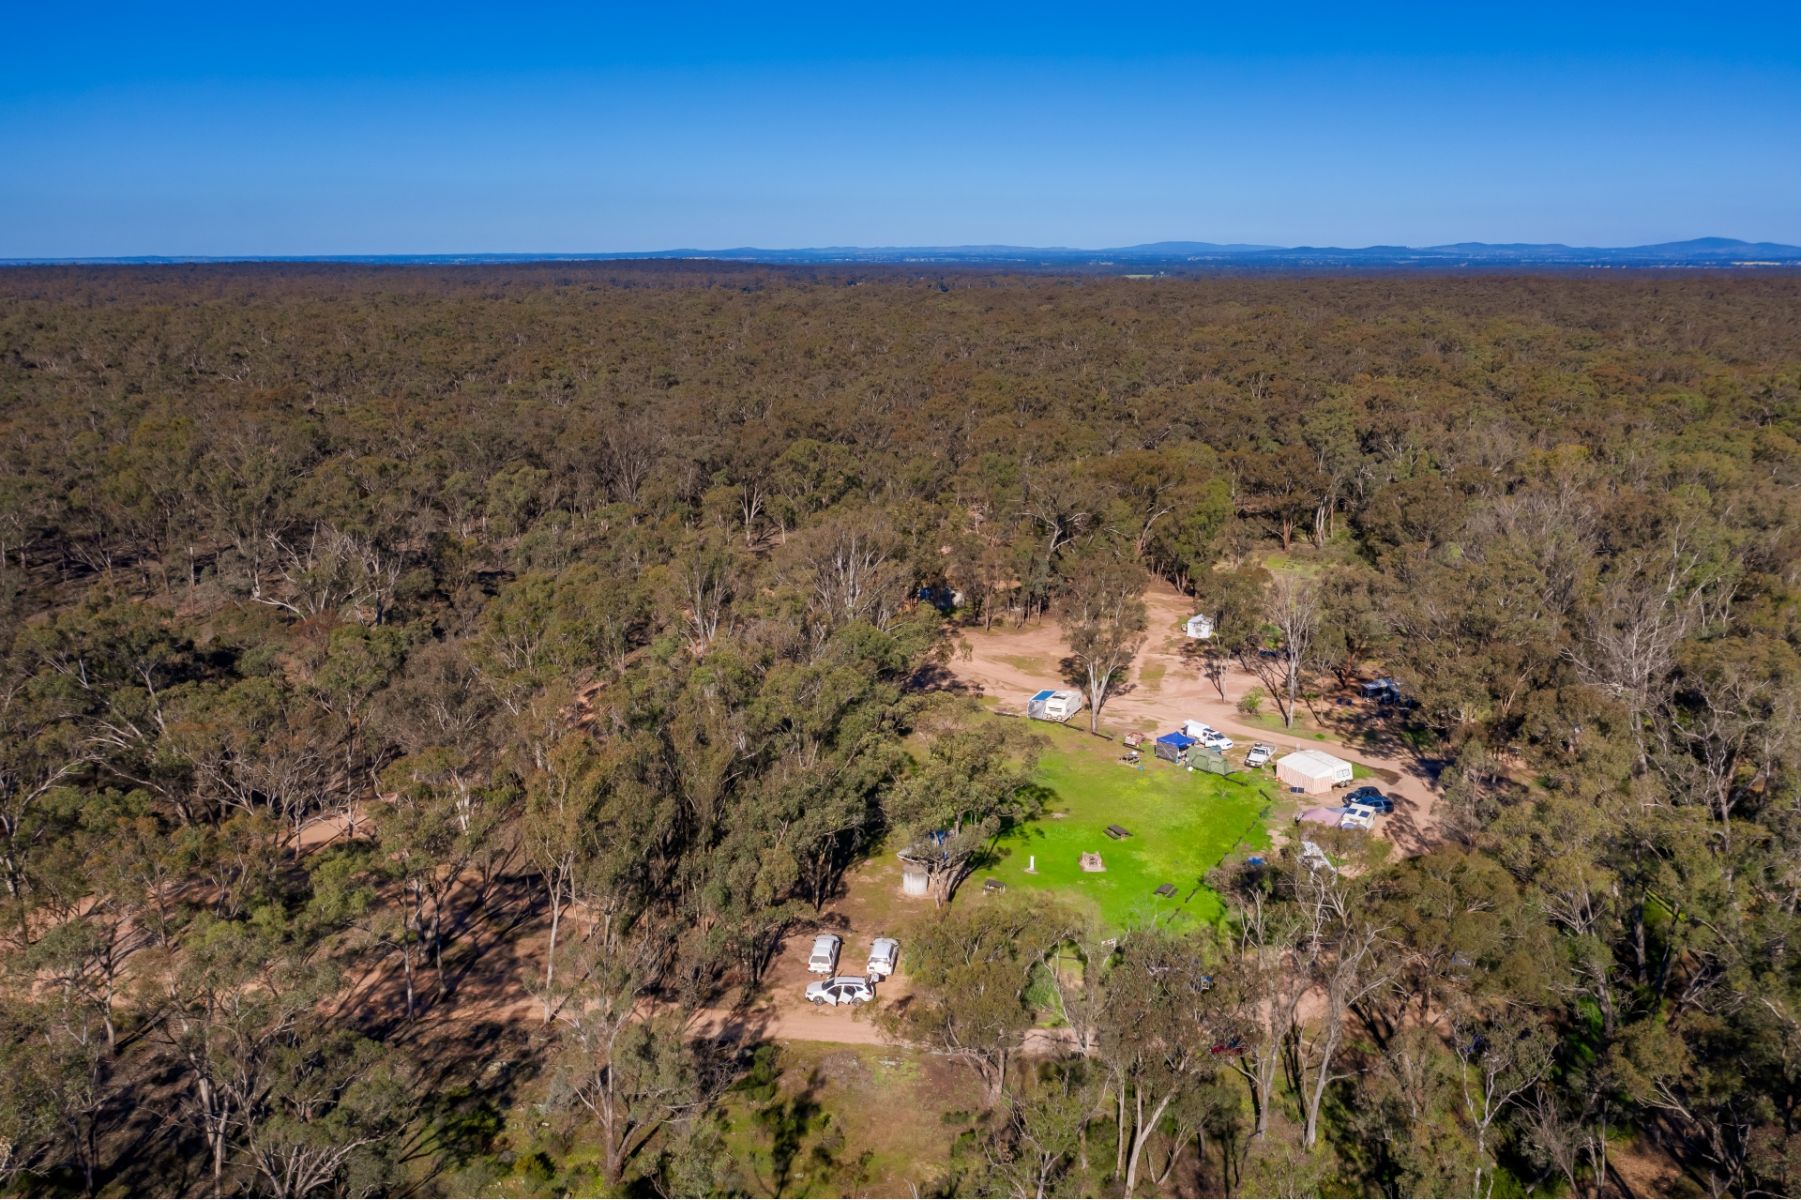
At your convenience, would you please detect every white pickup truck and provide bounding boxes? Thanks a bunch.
[1182,720,1234,751]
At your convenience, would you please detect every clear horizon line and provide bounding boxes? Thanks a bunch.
[3,232,1801,261]
[6,234,1801,265]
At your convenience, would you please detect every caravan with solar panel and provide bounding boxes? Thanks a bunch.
[1027,688,1084,722]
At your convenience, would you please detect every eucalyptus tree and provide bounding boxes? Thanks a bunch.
[1057,542,1149,734]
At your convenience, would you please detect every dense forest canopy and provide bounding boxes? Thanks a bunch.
[0,264,1797,1197]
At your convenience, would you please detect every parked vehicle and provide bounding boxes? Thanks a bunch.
[866,936,900,979]
[1199,731,1234,751]
[805,976,875,1006]
[807,933,841,974]
[1360,677,1404,705]
[1347,785,1393,813]
[1245,742,1275,768]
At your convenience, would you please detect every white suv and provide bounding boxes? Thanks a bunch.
[805,976,875,1006]
[866,937,899,979]
[807,934,841,974]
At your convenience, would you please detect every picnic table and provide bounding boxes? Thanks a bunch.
[1104,824,1131,840]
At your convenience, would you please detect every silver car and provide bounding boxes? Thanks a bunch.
[866,936,900,979]
[807,933,841,974]
[805,975,875,1006]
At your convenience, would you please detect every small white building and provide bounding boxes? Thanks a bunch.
[1184,614,1215,640]
[1027,688,1084,722]
[1275,749,1355,794]
[899,856,930,897]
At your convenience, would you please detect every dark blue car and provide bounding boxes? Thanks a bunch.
[1347,785,1394,813]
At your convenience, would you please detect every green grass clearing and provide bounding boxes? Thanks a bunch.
[980,719,1273,930]
[1261,551,1328,577]
[1261,539,1361,577]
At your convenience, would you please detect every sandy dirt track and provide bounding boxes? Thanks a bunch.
[690,1002,1078,1054]
[947,581,1446,852]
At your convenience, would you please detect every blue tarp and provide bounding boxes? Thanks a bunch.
[1156,731,1197,749]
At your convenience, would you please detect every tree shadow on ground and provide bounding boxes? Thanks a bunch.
[907,661,974,695]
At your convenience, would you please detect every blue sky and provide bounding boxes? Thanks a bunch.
[3,2,1799,256]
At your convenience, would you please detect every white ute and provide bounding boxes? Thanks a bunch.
[1183,720,1234,751]
[866,936,900,979]
[807,933,841,974]
[1245,742,1275,768]
[805,976,875,1006]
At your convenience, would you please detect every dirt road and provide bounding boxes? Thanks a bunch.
[689,932,1079,1054]
[692,1004,1077,1053]
[949,581,1446,851]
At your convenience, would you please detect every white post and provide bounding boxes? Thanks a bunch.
[1026,855,1036,874]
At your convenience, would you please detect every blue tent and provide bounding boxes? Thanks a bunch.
[1154,731,1197,761]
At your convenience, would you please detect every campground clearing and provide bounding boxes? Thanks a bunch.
[981,716,1273,929]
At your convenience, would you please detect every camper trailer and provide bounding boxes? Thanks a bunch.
[1184,614,1215,640]
[1275,750,1355,794]
[1027,689,1085,722]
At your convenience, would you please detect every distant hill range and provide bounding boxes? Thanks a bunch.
[9,237,1801,270]
[609,236,1801,269]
